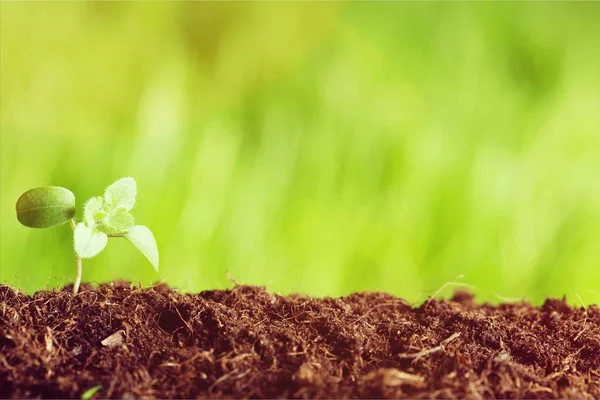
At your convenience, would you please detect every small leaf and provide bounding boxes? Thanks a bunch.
[16,186,76,228]
[81,385,103,400]
[125,225,159,271]
[104,177,136,211]
[100,207,134,233]
[83,196,104,227]
[74,223,108,258]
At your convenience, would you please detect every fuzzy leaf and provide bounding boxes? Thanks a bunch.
[102,207,134,233]
[104,177,136,211]
[83,196,104,227]
[125,225,159,271]
[74,223,108,259]
[16,186,76,229]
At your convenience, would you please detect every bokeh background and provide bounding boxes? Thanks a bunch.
[1,2,599,304]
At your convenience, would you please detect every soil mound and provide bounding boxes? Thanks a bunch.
[1,283,599,399]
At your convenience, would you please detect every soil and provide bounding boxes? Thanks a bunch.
[1,283,599,399]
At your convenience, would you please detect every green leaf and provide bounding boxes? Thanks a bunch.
[104,177,136,211]
[74,223,108,258]
[101,207,134,233]
[83,196,104,227]
[81,385,103,400]
[125,225,159,271]
[16,186,76,228]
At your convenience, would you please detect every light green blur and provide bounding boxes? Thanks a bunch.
[1,3,599,304]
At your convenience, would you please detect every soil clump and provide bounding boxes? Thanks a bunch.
[1,283,599,398]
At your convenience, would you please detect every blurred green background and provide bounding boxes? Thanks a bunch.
[1,2,599,304]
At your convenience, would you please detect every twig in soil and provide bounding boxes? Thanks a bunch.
[530,386,553,394]
[208,369,238,393]
[227,270,240,287]
[493,293,524,302]
[174,306,194,337]
[380,369,425,387]
[398,332,461,360]
[573,294,588,342]
[181,350,214,365]
[425,275,476,307]
[468,381,484,400]
[44,327,54,353]
[105,366,119,398]
[348,301,410,326]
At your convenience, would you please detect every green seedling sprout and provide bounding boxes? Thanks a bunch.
[16,177,159,295]
[81,385,103,400]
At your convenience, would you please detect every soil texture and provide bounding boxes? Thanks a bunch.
[1,283,599,399]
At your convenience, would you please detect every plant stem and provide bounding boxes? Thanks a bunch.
[69,219,82,295]
[73,255,82,295]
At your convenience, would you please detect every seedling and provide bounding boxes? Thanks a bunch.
[81,385,103,400]
[15,177,159,295]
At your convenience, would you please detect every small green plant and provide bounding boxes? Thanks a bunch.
[16,177,159,295]
[80,385,103,400]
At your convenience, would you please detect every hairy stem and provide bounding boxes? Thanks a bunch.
[73,255,82,295]
[69,219,82,295]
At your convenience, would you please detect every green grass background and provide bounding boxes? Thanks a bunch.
[1,2,599,304]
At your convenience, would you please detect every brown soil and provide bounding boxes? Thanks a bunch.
[1,283,599,399]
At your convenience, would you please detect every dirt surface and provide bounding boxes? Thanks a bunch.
[1,283,599,399]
